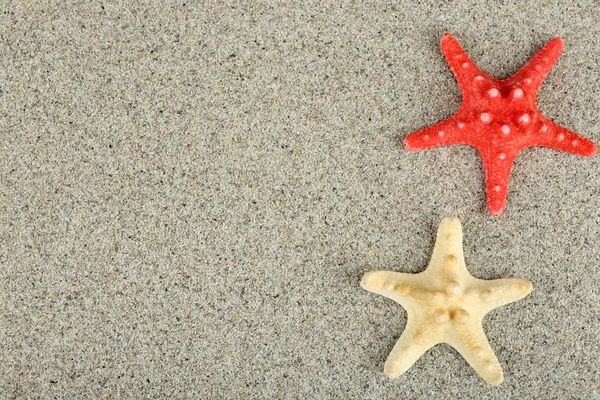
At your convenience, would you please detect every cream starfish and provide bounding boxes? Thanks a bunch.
[361,217,532,385]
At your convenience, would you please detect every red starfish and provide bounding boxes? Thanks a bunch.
[404,34,597,216]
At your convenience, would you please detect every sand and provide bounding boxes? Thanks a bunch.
[0,1,598,398]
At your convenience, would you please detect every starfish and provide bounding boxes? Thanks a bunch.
[404,34,597,216]
[360,217,532,386]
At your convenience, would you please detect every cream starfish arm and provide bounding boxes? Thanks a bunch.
[384,318,438,378]
[360,271,440,308]
[426,216,467,274]
[447,324,504,386]
[468,278,533,315]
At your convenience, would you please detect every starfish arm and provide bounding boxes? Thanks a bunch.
[429,217,466,262]
[508,37,564,92]
[422,217,472,286]
[361,271,440,308]
[473,278,533,314]
[480,150,518,216]
[534,119,598,156]
[404,117,468,151]
[448,324,504,386]
[384,318,437,378]
[440,33,488,99]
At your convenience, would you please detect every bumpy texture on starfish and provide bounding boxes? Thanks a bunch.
[361,217,532,385]
[404,34,597,216]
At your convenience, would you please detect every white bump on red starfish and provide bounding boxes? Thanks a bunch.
[519,113,530,124]
[500,125,511,135]
[488,88,499,98]
[480,113,491,123]
[512,88,524,99]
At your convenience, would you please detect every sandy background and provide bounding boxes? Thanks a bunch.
[1,1,599,398]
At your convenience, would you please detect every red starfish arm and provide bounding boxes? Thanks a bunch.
[440,33,488,99]
[534,120,598,156]
[480,151,518,216]
[404,117,467,151]
[507,38,564,92]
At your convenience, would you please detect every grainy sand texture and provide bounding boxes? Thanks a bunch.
[1,1,599,399]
